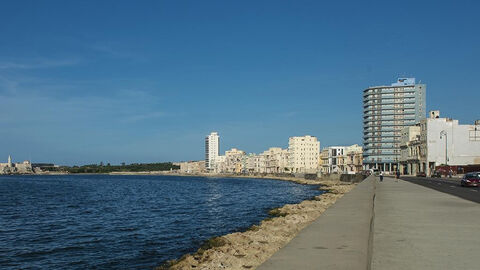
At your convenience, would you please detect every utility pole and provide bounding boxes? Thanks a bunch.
[440,130,448,166]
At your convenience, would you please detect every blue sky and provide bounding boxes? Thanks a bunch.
[0,0,479,165]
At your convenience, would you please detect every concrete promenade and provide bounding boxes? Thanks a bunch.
[258,176,480,270]
[258,176,376,270]
[372,177,480,270]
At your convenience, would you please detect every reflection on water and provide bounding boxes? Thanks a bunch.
[0,175,322,269]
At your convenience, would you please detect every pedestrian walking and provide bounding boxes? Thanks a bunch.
[379,171,384,182]
[396,170,400,182]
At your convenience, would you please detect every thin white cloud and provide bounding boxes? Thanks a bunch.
[0,58,80,69]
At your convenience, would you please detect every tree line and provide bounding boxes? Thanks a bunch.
[62,162,179,174]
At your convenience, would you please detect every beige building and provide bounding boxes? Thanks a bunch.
[224,148,246,173]
[178,160,205,174]
[399,126,422,175]
[261,147,289,173]
[319,149,329,174]
[0,155,33,174]
[320,145,363,174]
[288,135,320,173]
[345,144,363,174]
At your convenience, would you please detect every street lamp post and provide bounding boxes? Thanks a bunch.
[440,130,448,166]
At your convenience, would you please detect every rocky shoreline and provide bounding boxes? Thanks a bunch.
[155,177,356,270]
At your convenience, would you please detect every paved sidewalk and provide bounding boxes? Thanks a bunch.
[372,177,480,270]
[257,176,376,270]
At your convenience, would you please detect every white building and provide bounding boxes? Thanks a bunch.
[419,111,480,175]
[400,111,480,175]
[320,144,363,174]
[214,155,226,173]
[288,135,320,173]
[205,132,219,171]
[327,146,346,173]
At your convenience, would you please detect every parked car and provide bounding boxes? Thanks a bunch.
[416,172,427,177]
[431,171,442,178]
[461,172,480,187]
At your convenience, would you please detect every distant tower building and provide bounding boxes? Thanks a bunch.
[7,155,12,167]
[363,78,426,172]
[205,132,219,171]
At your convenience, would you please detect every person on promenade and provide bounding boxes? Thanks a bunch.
[395,170,400,182]
[379,171,384,182]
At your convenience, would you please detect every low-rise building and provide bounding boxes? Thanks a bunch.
[345,144,363,174]
[319,149,329,174]
[178,160,205,174]
[262,147,289,173]
[320,145,363,174]
[224,148,246,173]
[399,126,422,175]
[400,111,480,175]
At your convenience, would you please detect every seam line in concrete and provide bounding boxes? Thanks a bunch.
[367,178,376,270]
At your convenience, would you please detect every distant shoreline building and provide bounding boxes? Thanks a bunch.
[363,78,426,172]
[0,155,33,174]
[320,144,363,174]
[288,135,320,173]
[205,132,219,171]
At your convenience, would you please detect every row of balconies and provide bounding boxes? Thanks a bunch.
[364,92,417,99]
[363,115,416,122]
[363,123,416,129]
[363,110,417,117]
[363,97,417,105]
[363,105,416,114]
[363,134,401,140]
[363,90,416,98]
[363,102,416,111]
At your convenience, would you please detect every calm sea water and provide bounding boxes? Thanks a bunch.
[0,175,322,269]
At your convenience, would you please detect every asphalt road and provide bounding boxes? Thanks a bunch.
[400,176,480,203]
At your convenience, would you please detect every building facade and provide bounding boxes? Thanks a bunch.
[205,132,219,171]
[399,125,422,175]
[0,155,33,174]
[288,135,320,173]
[262,147,289,173]
[178,160,206,174]
[320,145,363,174]
[319,149,329,174]
[363,78,426,172]
[345,144,363,174]
[399,111,480,175]
[420,112,480,175]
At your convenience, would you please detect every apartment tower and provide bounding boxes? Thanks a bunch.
[205,132,219,171]
[288,135,320,173]
[363,78,426,172]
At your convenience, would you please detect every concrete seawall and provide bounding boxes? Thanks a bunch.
[258,176,480,269]
[258,176,376,270]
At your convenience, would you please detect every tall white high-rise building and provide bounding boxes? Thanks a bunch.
[205,132,219,171]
